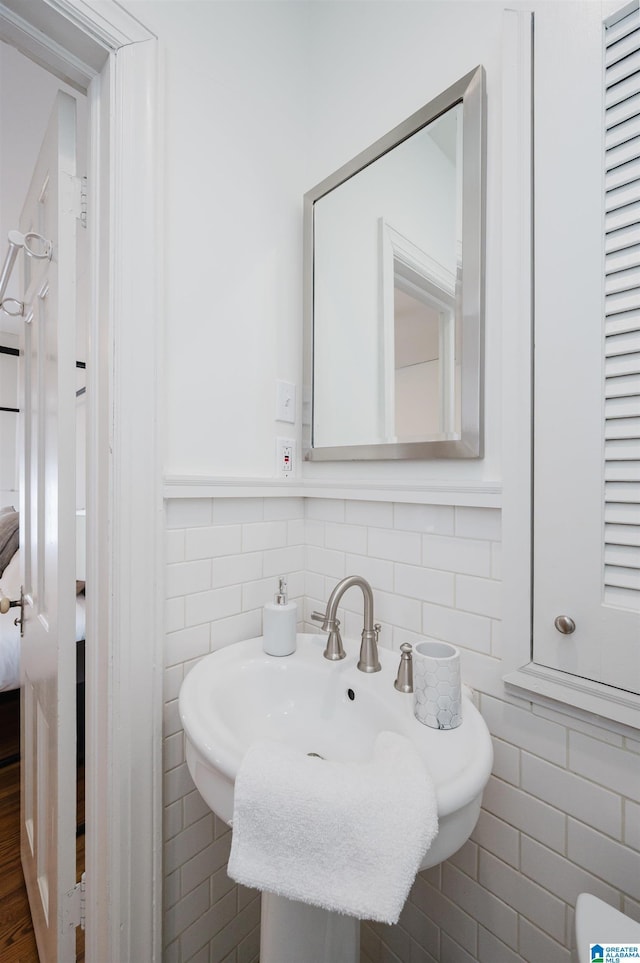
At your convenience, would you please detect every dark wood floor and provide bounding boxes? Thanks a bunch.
[0,691,85,962]
[0,691,38,961]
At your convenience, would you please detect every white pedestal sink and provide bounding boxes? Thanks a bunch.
[179,633,493,963]
[261,892,359,963]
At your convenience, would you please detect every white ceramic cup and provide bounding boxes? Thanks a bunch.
[413,639,462,730]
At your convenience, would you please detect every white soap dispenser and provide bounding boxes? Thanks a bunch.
[263,577,297,656]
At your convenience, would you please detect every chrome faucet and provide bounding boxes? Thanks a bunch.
[311,575,381,672]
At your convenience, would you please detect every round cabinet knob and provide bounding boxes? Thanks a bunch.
[554,615,576,635]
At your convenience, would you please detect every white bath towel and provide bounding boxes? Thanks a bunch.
[227,730,438,924]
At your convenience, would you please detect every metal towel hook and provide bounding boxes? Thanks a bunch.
[0,229,53,316]
[23,231,53,260]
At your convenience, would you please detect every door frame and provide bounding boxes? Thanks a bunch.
[0,1,163,959]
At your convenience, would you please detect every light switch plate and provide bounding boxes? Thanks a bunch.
[276,380,296,423]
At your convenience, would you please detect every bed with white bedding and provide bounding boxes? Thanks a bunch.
[0,509,86,692]
[0,507,20,690]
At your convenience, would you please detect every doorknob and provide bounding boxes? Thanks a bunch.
[554,615,576,635]
[13,586,25,638]
[1,587,24,635]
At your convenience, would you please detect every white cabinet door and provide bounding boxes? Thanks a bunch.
[533,2,640,694]
[19,90,79,963]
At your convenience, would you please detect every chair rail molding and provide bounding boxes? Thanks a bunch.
[163,474,502,507]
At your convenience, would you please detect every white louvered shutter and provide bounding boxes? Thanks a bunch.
[533,1,640,697]
[604,8,640,614]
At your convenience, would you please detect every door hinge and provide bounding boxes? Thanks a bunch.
[79,176,88,229]
[63,871,86,930]
[72,175,87,228]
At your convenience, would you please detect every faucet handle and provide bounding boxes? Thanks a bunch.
[394,643,413,693]
[311,610,339,632]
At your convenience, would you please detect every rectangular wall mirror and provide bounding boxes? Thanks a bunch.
[303,65,486,461]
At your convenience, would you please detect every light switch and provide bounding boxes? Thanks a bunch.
[276,380,296,423]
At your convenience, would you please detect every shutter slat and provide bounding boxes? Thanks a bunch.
[605,377,640,398]
[605,544,640,568]
[606,287,640,314]
[606,179,640,212]
[605,198,640,233]
[606,223,640,254]
[605,523,640,547]
[606,25,640,65]
[605,329,640,356]
[605,46,640,86]
[606,135,640,172]
[606,471,640,490]
[606,11,640,47]
[605,377,640,401]
[605,482,640,504]
[605,69,640,109]
[606,156,640,192]
[605,243,640,274]
[605,460,640,480]
[605,502,640,523]
[605,265,640,295]
[605,393,640,416]
[604,564,640,591]
[605,309,640,336]
[606,416,640,439]
[606,89,640,131]
[604,438,640,464]
[605,350,640,377]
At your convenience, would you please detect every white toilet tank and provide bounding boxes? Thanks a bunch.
[576,894,640,963]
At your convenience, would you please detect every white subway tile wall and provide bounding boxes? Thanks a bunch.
[163,496,306,962]
[164,496,640,963]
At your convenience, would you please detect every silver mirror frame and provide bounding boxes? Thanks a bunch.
[303,65,486,461]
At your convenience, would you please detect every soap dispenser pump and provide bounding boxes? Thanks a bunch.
[263,577,297,656]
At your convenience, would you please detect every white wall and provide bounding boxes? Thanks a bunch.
[121,0,310,480]
[123,2,640,962]
[123,0,504,484]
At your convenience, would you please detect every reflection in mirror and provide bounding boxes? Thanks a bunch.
[304,66,485,461]
[394,287,449,439]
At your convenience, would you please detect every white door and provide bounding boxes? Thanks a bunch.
[19,90,79,963]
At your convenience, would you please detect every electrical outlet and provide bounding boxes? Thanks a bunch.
[276,437,295,477]
[276,380,296,423]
